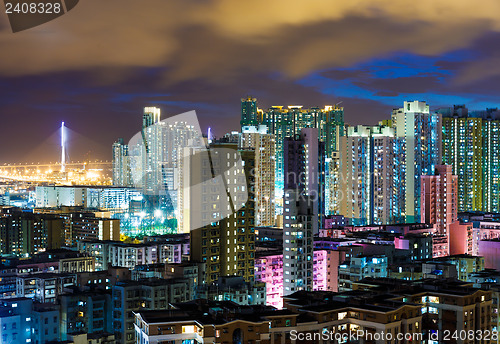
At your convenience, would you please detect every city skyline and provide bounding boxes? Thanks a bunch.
[4,3,500,344]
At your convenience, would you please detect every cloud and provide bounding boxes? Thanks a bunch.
[0,0,498,82]
[356,74,444,96]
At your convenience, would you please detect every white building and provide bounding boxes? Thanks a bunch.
[392,101,442,223]
[35,186,142,212]
[108,243,158,269]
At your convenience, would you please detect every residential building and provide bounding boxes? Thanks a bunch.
[284,128,326,227]
[283,190,316,295]
[339,125,405,225]
[16,273,76,303]
[421,165,458,234]
[0,298,32,344]
[440,105,500,212]
[255,251,284,309]
[0,209,65,256]
[240,125,276,226]
[59,290,113,340]
[240,98,344,209]
[190,143,256,285]
[112,138,132,187]
[392,101,442,223]
[112,278,191,344]
[32,302,60,344]
[338,255,388,291]
[134,301,276,344]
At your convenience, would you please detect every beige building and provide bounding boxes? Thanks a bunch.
[190,143,256,285]
[240,125,276,226]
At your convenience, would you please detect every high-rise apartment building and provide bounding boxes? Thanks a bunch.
[141,107,163,195]
[421,165,458,235]
[189,143,256,285]
[127,107,203,193]
[281,129,322,295]
[284,128,325,227]
[240,125,276,226]
[282,189,316,295]
[339,125,405,225]
[240,96,259,127]
[240,98,344,213]
[392,101,442,223]
[440,105,500,212]
[112,138,132,187]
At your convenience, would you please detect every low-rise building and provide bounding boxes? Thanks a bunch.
[338,255,388,291]
[0,298,33,344]
[112,278,191,344]
[59,289,113,340]
[16,273,76,303]
[135,279,491,344]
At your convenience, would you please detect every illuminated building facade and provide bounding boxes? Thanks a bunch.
[0,209,65,256]
[123,106,203,220]
[141,107,163,195]
[240,125,276,226]
[284,128,325,228]
[190,143,256,285]
[421,165,459,257]
[420,165,457,233]
[59,291,112,340]
[283,189,317,295]
[240,96,259,127]
[112,138,132,187]
[440,105,500,212]
[392,101,442,223]
[339,125,405,225]
[240,98,344,212]
[35,185,142,212]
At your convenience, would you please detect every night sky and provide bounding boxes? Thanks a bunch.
[1,0,500,163]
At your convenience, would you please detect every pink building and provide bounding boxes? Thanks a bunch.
[255,248,350,308]
[478,240,500,271]
[313,249,345,292]
[421,165,458,256]
[255,253,283,309]
[318,228,343,238]
[324,215,347,229]
[432,235,449,258]
[449,221,473,255]
[421,165,458,234]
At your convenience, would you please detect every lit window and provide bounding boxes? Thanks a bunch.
[182,325,196,334]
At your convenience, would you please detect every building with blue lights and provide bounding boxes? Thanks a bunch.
[240,98,344,213]
[440,105,500,212]
[339,125,405,225]
[392,101,442,223]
